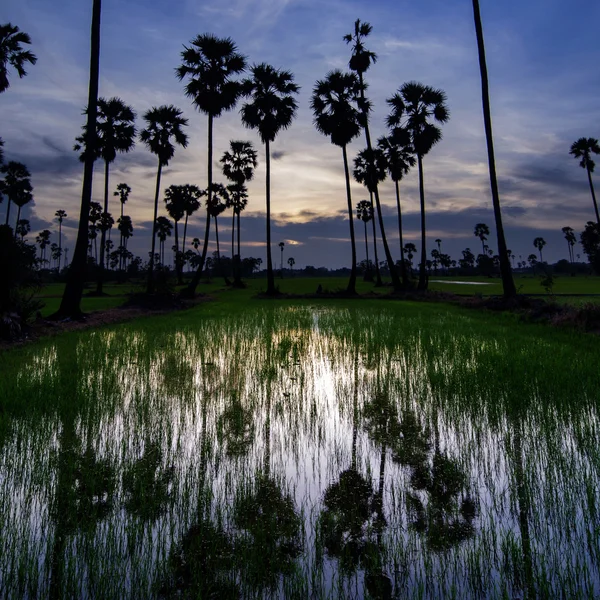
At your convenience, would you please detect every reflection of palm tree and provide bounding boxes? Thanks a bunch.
[217,392,255,459]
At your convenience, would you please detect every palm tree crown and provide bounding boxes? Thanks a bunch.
[353,148,387,192]
[240,63,299,143]
[221,140,258,185]
[343,19,377,78]
[356,199,373,223]
[386,82,449,157]
[176,34,246,118]
[311,70,363,147]
[139,105,189,165]
[0,23,37,93]
[1,160,32,226]
[570,137,600,172]
[377,134,415,182]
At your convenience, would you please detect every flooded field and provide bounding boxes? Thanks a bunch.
[1,303,599,599]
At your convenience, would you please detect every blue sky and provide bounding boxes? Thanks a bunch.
[2,0,600,268]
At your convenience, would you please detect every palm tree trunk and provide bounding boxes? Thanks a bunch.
[587,167,600,224]
[58,222,63,271]
[236,211,242,285]
[364,220,369,269]
[417,155,428,291]
[214,215,221,273]
[231,210,235,280]
[342,145,357,294]
[96,159,110,294]
[174,220,183,284]
[146,161,162,294]
[184,115,213,297]
[472,0,516,298]
[265,139,275,295]
[14,205,22,239]
[370,192,382,286]
[4,199,10,226]
[395,180,408,285]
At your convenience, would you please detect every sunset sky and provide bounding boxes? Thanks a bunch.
[2,0,600,268]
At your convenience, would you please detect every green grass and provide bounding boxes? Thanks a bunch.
[2,294,600,598]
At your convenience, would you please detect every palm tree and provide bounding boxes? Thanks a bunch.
[533,236,546,263]
[344,19,401,290]
[139,105,189,293]
[177,34,246,297]
[13,190,33,239]
[164,185,187,281]
[474,223,489,255]
[1,161,32,232]
[55,209,67,271]
[0,23,37,93]
[354,148,387,286]
[311,70,363,294]
[356,199,373,275]
[278,241,285,277]
[155,216,173,266]
[562,226,576,264]
[570,137,600,223]
[36,229,51,266]
[471,0,516,298]
[179,184,202,274]
[206,183,229,277]
[240,63,299,295]
[56,0,101,319]
[221,140,257,283]
[378,133,415,285]
[404,242,417,273]
[386,82,449,291]
[113,182,131,219]
[116,215,133,271]
[74,97,136,294]
[287,257,295,275]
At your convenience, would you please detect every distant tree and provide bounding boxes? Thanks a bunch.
[278,241,285,277]
[580,221,600,274]
[474,223,489,255]
[55,209,67,271]
[1,161,32,228]
[345,19,400,289]
[311,69,363,294]
[206,183,229,276]
[226,183,248,284]
[10,166,34,237]
[356,199,373,278]
[459,247,475,270]
[533,237,546,263]
[0,23,37,93]
[387,82,449,290]
[113,182,131,219]
[140,105,188,293]
[177,34,246,296]
[35,229,51,265]
[287,257,295,275]
[527,254,538,269]
[164,185,187,281]
[191,237,201,253]
[404,242,417,272]
[16,218,30,240]
[240,63,299,295]
[88,201,102,261]
[155,216,173,267]
[570,137,600,223]
[562,226,576,264]
[435,238,442,253]
[116,215,133,270]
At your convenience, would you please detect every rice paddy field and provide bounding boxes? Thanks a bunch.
[2,290,600,598]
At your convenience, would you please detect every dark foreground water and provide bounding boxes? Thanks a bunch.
[1,304,599,599]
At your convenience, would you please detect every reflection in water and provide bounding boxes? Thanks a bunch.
[1,305,600,598]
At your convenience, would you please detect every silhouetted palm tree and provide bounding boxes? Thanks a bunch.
[139,105,188,293]
[113,182,131,219]
[164,185,187,280]
[474,223,489,255]
[180,184,202,274]
[344,19,401,290]
[36,229,51,265]
[562,226,576,264]
[155,215,172,266]
[206,183,229,277]
[116,215,133,271]
[533,236,546,263]
[177,34,246,296]
[221,140,257,283]
[378,134,415,285]
[56,0,101,319]
[0,160,32,228]
[15,218,29,240]
[0,23,37,93]
[354,148,387,286]
[240,63,299,295]
[75,97,136,293]
[471,0,516,298]
[311,69,363,293]
[570,137,600,223]
[55,209,67,271]
[356,199,373,275]
[387,82,449,290]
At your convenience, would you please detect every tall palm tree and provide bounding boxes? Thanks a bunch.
[36,229,51,265]
[56,0,101,319]
[0,160,32,227]
[206,183,229,276]
[13,189,32,239]
[113,182,131,219]
[164,185,187,281]
[344,19,401,290]
[75,97,136,294]
[139,105,189,293]
[179,184,202,274]
[570,137,600,223]
[240,63,299,295]
[116,215,133,271]
[278,241,285,276]
[354,148,387,286]
[471,0,516,298]
[311,69,363,294]
[155,215,173,267]
[356,199,373,275]
[177,34,246,297]
[474,223,489,255]
[221,140,257,283]
[386,82,450,290]
[533,236,546,263]
[55,209,67,271]
[562,226,576,264]
[378,133,415,285]
[0,23,37,93]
